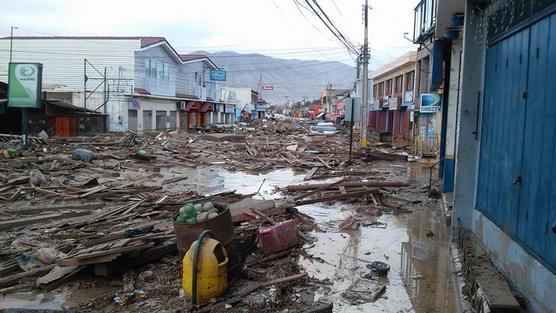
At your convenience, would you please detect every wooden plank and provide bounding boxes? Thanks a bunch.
[6,202,104,214]
[304,167,319,181]
[285,180,408,191]
[72,243,154,260]
[292,178,349,201]
[78,185,108,198]
[339,186,347,195]
[315,155,332,170]
[37,265,79,285]
[232,206,286,223]
[122,199,147,215]
[295,188,378,206]
[0,211,92,231]
[57,254,120,267]
[162,175,188,185]
[0,265,55,288]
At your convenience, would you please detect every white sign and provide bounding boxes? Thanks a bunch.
[404,90,413,103]
[389,96,398,111]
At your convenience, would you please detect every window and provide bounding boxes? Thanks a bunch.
[377,82,384,97]
[145,59,150,77]
[394,75,403,93]
[373,84,378,99]
[405,71,415,91]
[145,58,170,80]
[413,0,436,43]
[162,63,170,81]
[385,79,392,96]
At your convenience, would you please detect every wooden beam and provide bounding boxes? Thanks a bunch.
[0,264,55,288]
[295,188,378,206]
[285,180,408,192]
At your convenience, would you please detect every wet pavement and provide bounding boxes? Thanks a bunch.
[1,162,457,312]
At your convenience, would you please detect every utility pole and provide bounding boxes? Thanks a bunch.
[359,0,369,148]
[9,26,17,63]
[327,83,332,116]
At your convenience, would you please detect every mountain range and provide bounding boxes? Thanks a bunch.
[200,51,356,104]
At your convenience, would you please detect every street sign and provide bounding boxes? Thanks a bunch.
[261,84,274,90]
[8,63,43,108]
[209,70,226,81]
[344,97,361,122]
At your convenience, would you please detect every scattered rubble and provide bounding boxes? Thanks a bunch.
[0,117,425,312]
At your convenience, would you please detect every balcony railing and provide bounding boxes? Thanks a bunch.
[413,0,436,44]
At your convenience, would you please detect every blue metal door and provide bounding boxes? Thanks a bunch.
[477,12,556,271]
[516,14,556,269]
[477,27,529,235]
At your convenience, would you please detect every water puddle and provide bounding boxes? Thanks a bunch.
[0,286,118,311]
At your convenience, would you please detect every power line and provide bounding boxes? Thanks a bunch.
[9,26,352,57]
[0,47,350,61]
[311,0,358,52]
[330,0,343,17]
[300,0,359,56]
[292,0,329,38]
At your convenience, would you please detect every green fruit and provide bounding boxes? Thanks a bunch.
[176,215,187,223]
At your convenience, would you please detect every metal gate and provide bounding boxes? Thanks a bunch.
[477,11,556,271]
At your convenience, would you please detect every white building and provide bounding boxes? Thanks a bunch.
[219,87,268,119]
[0,36,235,132]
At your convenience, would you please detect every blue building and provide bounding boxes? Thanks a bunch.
[451,0,556,312]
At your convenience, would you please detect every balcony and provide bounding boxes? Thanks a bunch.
[413,0,436,44]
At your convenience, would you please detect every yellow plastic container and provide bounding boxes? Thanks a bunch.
[182,237,228,304]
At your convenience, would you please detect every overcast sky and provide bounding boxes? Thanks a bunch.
[1,0,417,69]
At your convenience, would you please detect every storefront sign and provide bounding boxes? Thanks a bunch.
[420,93,441,113]
[261,84,274,90]
[8,63,42,108]
[210,70,226,81]
[381,97,389,109]
[404,90,413,103]
[389,96,398,111]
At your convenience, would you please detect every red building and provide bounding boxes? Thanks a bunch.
[369,52,416,146]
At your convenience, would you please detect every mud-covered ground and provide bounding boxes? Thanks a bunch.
[1,160,457,313]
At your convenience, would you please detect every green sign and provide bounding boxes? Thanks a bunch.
[8,63,43,108]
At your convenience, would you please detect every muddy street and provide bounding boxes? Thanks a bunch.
[0,120,456,312]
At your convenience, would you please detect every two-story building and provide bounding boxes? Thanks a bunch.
[0,36,234,133]
[412,0,464,193]
[370,52,416,147]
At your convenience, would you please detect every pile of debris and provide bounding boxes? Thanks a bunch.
[0,118,414,311]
